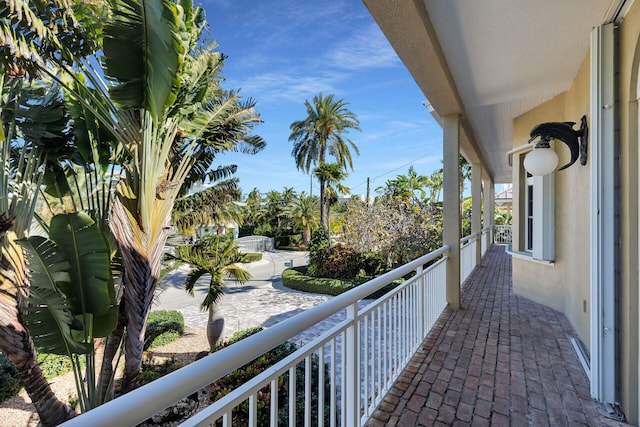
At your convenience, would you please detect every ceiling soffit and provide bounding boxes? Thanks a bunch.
[365,0,617,183]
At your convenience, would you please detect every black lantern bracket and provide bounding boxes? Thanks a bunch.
[527,115,588,170]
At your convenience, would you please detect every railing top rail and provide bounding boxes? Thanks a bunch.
[61,244,451,427]
[460,231,481,245]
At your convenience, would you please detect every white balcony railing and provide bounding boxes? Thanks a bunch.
[460,232,480,284]
[61,246,452,427]
[494,224,512,244]
[481,226,491,256]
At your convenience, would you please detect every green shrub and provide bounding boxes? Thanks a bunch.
[144,310,185,350]
[209,327,331,426]
[140,356,183,384]
[227,326,264,345]
[0,351,21,403]
[241,252,262,263]
[289,233,302,246]
[282,266,401,299]
[37,353,74,379]
[311,244,366,279]
[252,223,274,237]
[0,351,76,403]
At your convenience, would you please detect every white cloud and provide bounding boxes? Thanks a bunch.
[325,24,401,71]
[228,70,347,104]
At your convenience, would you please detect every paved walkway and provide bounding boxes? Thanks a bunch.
[154,250,365,344]
[366,245,632,427]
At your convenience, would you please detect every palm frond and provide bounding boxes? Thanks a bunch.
[103,0,182,120]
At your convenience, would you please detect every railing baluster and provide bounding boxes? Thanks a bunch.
[345,303,359,427]
[305,355,311,426]
[249,395,257,427]
[330,339,336,427]
[270,378,278,426]
[318,345,325,426]
[363,312,369,416]
[377,306,382,402]
[289,366,296,427]
[340,332,346,426]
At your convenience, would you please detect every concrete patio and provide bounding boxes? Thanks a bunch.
[366,245,633,427]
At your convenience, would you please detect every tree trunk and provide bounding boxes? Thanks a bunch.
[0,276,73,426]
[98,297,127,401]
[109,199,170,392]
[206,304,224,351]
[319,179,326,227]
[0,223,73,426]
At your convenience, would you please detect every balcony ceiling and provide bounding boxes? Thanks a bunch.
[363,0,624,183]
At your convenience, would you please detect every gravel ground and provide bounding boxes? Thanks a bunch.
[0,328,210,427]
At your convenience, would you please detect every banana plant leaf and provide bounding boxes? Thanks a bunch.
[19,212,117,347]
[17,236,92,355]
[103,0,182,121]
[49,212,116,324]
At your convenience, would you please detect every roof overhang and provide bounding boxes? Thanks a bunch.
[363,0,631,183]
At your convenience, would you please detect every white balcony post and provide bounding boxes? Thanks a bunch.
[443,114,461,310]
[417,265,425,338]
[344,302,360,426]
[472,162,482,265]
[483,177,495,246]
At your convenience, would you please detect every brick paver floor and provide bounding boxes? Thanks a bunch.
[366,245,632,427]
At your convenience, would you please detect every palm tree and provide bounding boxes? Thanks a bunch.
[289,93,360,227]
[66,0,265,391]
[0,1,107,422]
[173,178,243,237]
[167,234,250,350]
[243,187,265,230]
[283,192,320,245]
[427,169,444,205]
[264,189,285,232]
[314,162,348,241]
[0,84,89,426]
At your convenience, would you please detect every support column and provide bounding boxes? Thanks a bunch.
[443,114,461,310]
[483,177,495,242]
[472,163,482,265]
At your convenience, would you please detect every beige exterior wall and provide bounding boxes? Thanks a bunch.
[511,56,590,344]
[512,3,640,421]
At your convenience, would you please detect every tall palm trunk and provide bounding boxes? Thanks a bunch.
[98,298,126,400]
[0,305,73,426]
[319,178,327,227]
[109,198,170,391]
[0,229,73,426]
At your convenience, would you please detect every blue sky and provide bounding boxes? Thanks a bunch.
[204,0,444,197]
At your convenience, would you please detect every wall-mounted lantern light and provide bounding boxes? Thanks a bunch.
[523,115,588,176]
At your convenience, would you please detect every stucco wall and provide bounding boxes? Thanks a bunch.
[511,55,591,346]
[512,4,640,421]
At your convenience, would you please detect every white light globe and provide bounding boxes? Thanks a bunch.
[524,147,558,176]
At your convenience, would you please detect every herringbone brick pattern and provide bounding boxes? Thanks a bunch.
[366,245,631,427]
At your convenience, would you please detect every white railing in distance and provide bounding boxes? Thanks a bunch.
[460,232,479,284]
[494,225,512,244]
[481,227,491,256]
[60,246,450,427]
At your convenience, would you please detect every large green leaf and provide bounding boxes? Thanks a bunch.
[49,212,114,319]
[17,236,91,355]
[102,0,182,121]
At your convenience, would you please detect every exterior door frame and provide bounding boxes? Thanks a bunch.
[590,23,618,404]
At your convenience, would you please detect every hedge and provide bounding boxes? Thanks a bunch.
[282,266,401,299]
[144,310,185,350]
